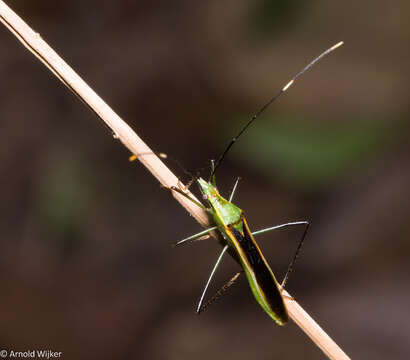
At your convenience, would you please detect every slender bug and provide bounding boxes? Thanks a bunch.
[133,41,343,325]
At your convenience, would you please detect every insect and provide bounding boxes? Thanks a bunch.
[170,41,343,325]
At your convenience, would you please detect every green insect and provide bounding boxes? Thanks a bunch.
[171,42,343,325]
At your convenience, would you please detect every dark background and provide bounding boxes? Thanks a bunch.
[1,1,409,359]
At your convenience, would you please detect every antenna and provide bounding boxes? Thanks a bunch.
[211,41,344,178]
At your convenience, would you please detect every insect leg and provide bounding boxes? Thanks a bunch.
[228,177,241,202]
[199,271,243,313]
[281,221,310,289]
[250,221,310,289]
[196,245,229,314]
[169,185,206,210]
[251,221,309,236]
[173,226,218,247]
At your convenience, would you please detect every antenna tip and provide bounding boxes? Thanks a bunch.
[332,41,344,50]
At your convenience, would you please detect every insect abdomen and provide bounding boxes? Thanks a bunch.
[230,222,288,325]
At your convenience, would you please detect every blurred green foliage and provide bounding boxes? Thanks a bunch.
[35,154,90,257]
[248,0,303,39]
[227,113,399,189]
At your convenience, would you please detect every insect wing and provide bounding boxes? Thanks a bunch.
[226,217,288,325]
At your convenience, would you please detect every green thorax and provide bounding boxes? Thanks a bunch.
[198,178,243,233]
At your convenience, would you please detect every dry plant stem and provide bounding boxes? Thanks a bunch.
[0,1,208,227]
[282,290,349,360]
[0,2,350,360]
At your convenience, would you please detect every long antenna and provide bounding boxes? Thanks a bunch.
[211,41,344,178]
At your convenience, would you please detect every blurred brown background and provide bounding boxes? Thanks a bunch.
[1,1,409,359]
